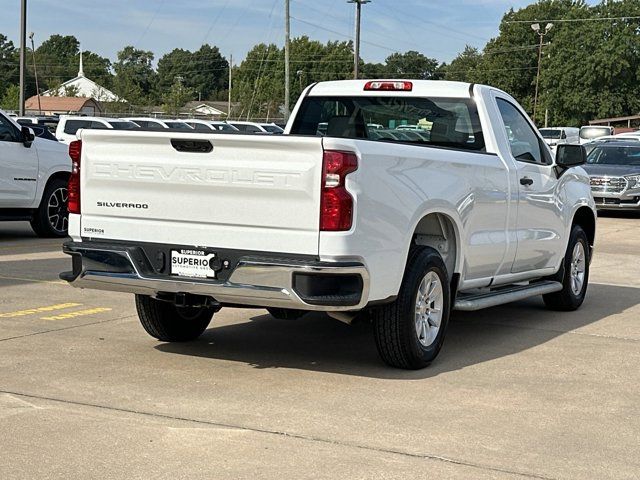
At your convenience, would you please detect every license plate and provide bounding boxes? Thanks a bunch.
[170,249,216,279]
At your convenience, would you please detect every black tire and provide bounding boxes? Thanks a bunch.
[543,225,590,311]
[135,295,214,342]
[30,177,69,238]
[372,246,451,369]
[267,307,306,320]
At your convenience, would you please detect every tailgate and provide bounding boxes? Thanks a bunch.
[78,130,323,255]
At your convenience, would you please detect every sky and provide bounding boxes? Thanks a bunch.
[0,0,575,65]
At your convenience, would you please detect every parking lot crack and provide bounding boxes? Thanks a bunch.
[0,389,556,480]
[0,315,133,343]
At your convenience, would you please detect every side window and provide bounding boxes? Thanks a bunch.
[0,114,20,142]
[246,126,261,133]
[233,124,248,132]
[192,123,211,132]
[90,121,109,130]
[64,120,92,135]
[496,98,545,165]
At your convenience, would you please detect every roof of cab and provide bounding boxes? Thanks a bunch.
[308,79,474,98]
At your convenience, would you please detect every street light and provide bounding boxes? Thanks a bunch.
[531,22,553,125]
[347,0,371,79]
[29,32,42,115]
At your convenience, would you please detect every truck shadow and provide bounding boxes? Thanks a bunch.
[155,282,639,379]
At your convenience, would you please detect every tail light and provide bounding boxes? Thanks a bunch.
[320,150,358,231]
[68,140,82,214]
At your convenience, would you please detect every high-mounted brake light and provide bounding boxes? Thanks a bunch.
[320,150,358,231]
[68,140,82,214]
[364,81,413,92]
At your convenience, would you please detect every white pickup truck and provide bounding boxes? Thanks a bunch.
[1,109,71,237]
[60,80,596,369]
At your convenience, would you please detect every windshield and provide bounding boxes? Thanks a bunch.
[587,145,640,165]
[290,95,485,152]
[261,124,284,133]
[539,128,562,139]
[580,126,611,140]
[108,121,138,130]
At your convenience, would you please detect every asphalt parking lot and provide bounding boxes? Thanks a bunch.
[0,215,638,480]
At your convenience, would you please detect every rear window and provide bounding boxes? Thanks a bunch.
[539,128,562,139]
[580,126,612,140]
[290,96,485,152]
[262,124,284,134]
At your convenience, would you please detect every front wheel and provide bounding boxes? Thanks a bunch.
[372,247,451,369]
[543,225,590,311]
[135,295,214,342]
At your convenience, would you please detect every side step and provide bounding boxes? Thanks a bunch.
[454,281,563,311]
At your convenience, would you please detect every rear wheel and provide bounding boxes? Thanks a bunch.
[30,178,69,238]
[372,247,450,369]
[543,225,590,311]
[135,295,214,342]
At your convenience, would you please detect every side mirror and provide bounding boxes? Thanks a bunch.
[21,126,35,148]
[556,144,586,168]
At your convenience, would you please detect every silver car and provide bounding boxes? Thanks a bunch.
[583,140,640,210]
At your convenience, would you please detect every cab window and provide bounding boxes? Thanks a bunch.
[496,98,547,165]
[0,114,20,142]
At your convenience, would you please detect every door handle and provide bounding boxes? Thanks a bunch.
[520,177,533,186]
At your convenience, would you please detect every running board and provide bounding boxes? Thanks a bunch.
[454,281,563,311]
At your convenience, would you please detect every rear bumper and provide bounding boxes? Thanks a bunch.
[61,241,369,311]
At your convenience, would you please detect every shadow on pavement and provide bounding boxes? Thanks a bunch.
[156,283,639,379]
[596,210,640,219]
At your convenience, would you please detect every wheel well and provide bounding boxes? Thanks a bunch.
[46,171,70,188]
[572,206,596,247]
[411,213,458,281]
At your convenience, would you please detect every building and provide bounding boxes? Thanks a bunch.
[24,96,102,116]
[41,50,121,103]
[183,101,228,118]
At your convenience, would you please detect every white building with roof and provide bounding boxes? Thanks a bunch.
[41,50,122,102]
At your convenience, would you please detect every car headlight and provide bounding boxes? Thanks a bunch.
[625,175,640,189]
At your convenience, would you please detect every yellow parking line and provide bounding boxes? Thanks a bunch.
[0,303,82,318]
[41,307,112,321]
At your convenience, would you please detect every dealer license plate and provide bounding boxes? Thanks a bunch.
[170,249,217,279]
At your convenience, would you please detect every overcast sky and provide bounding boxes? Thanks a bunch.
[0,0,582,65]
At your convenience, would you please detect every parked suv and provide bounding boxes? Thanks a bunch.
[583,140,640,210]
[0,109,71,237]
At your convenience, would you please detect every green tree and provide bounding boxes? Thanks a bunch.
[162,78,195,116]
[0,83,20,111]
[444,46,482,82]
[0,34,19,99]
[384,51,439,79]
[112,46,156,105]
[156,45,228,101]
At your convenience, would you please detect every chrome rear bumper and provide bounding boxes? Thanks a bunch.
[61,242,369,312]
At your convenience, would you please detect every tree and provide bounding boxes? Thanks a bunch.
[112,46,156,105]
[0,84,20,111]
[162,78,194,116]
[383,51,440,79]
[157,45,228,101]
[444,46,482,82]
[0,34,19,99]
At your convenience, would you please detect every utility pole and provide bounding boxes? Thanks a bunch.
[19,0,27,115]
[284,0,291,122]
[531,22,553,126]
[29,32,41,115]
[348,0,370,79]
[228,54,232,119]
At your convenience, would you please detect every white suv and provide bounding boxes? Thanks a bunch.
[0,110,71,237]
